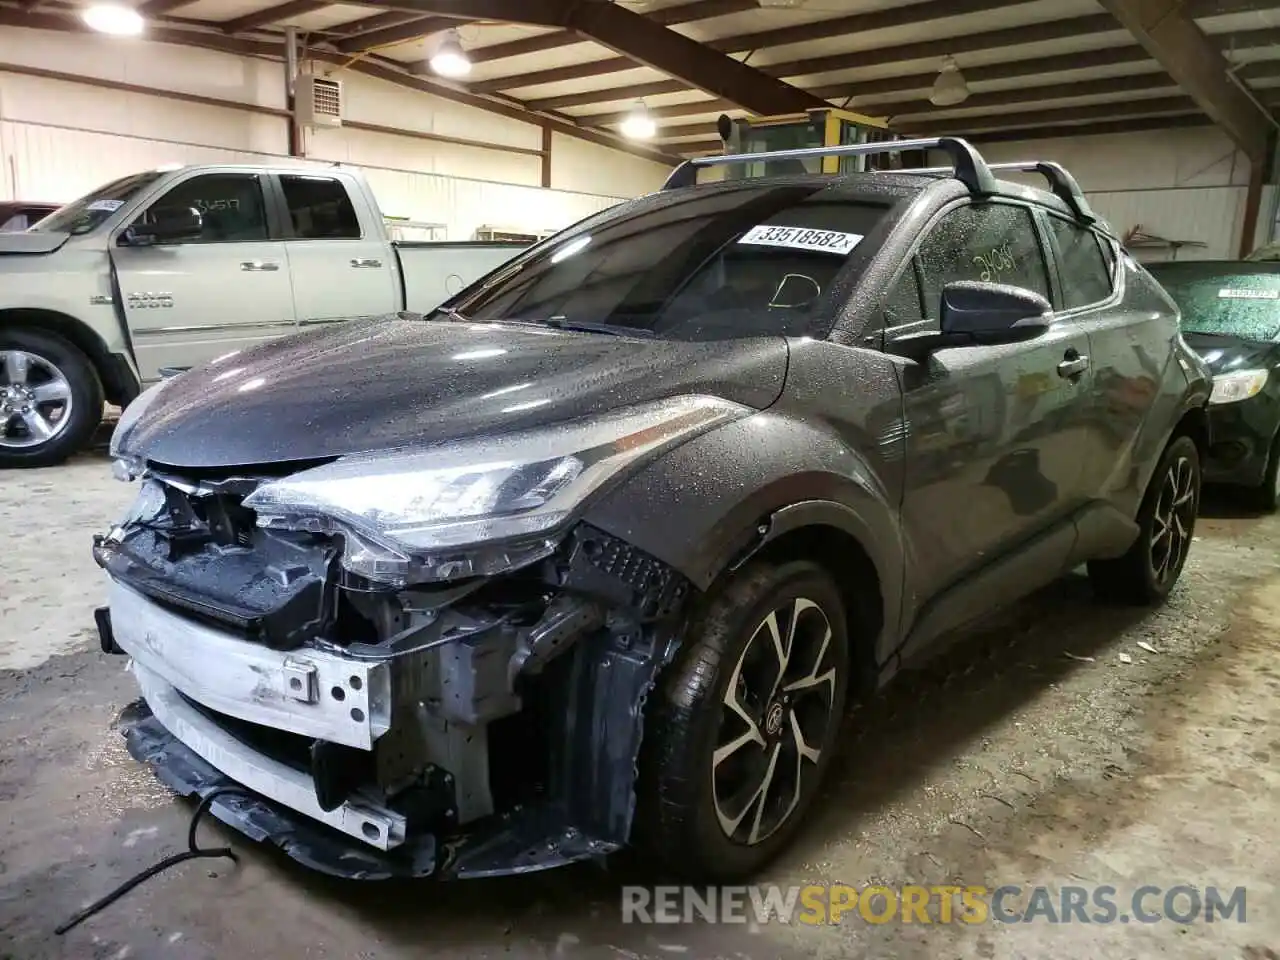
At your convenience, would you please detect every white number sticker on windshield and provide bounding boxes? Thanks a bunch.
[1218,288,1279,300]
[86,199,124,213]
[738,224,863,255]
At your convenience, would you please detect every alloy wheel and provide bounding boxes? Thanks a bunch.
[1150,455,1195,587]
[0,350,74,450]
[711,597,839,846]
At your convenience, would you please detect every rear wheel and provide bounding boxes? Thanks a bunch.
[0,329,103,468]
[637,560,849,881]
[1088,434,1200,605]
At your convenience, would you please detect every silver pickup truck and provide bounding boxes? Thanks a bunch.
[0,163,529,467]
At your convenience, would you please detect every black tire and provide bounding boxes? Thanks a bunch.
[636,559,850,881]
[1252,433,1280,514]
[1087,434,1200,605]
[0,328,103,468]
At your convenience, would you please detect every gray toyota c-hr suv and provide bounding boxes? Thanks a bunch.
[95,138,1211,884]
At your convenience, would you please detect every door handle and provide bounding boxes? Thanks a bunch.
[350,258,383,269]
[240,260,280,272]
[1057,353,1090,379]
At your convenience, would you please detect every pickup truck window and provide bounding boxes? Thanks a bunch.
[31,171,163,235]
[279,175,361,240]
[449,183,892,342]
[138,173,268,243]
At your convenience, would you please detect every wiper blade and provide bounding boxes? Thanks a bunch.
[533,316,654,338]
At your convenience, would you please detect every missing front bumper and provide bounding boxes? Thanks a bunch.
[121,700,436,880]
[120,699,622,880]
[100,507,691,881]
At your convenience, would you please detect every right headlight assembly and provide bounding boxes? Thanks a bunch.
[1209,368,1268,405]
[242,395,747,586]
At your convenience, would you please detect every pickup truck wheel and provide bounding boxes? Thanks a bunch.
[1087,434,1200,605]
[0,329,103,468]
[637,559,849,881]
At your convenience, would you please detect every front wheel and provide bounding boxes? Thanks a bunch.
[0,329,103,468]
[1088,434,1200,605]
[637,560,850,881]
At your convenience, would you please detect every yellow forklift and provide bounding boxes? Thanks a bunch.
[711,106,924,178]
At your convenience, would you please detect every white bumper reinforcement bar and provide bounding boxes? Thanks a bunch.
[109,580,390,750]
[132,662,406,850]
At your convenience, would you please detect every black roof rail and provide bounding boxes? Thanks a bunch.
[662,136,998,196]
[911,159,1096,224]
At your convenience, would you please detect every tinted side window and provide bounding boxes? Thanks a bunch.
[279,175,360,239]
[916,203,1051,323]
[1047,215,1112,308]
[143,174,268,243]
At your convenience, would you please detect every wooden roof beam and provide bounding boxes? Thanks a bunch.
[1098,0,1274,158]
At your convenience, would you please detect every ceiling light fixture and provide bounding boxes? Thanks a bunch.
[620,100,656,140]
[81,2,144,35]
[429,29,471,78]
[929,56,970,107]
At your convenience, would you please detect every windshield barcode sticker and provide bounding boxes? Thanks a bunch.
[1218,288,1279,300]
[738,224,863,255]
[86,199,124,212]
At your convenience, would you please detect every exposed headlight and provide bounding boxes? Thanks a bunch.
[242,395,746,585]
[108,378,175,471]
[1209,369,1268,405]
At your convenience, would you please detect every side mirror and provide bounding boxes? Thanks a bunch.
[886,281,1051,361]
[940,281,1051,340]
[121,206,203,246]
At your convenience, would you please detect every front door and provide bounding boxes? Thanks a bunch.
[885,200,1094,656]
[111,171,296,382]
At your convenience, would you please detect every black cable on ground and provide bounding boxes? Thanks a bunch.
[55,786,243,935]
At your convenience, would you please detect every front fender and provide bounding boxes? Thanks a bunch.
[0,247,128,355]
[582,412,904,651]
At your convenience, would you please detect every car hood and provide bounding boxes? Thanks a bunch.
[117,316,790,469]
[1181,331,1280,375]
[0,232,70,255]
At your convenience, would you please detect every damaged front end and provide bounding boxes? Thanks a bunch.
[95,397,742,879]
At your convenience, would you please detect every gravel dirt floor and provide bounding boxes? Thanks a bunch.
[2,425,1279,960]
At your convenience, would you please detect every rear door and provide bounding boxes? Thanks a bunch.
[1042,213,1173,530]
[886,199,1095,654]
[274,173,400,324]
[111,171,296,382]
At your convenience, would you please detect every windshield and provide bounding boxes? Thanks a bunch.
[32,171,164,235]
[1148,262,1280,342]
[439,183,894,342]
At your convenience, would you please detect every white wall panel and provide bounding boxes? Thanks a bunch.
[333,71,540,152]
[974,127,1251,260]
[0,121,274,201]
[0,26,282,109]
[305,124,541,187]
[0,72,286,158]
[549,132,671,196]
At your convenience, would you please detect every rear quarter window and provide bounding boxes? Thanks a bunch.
[1046,215,1112,309]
